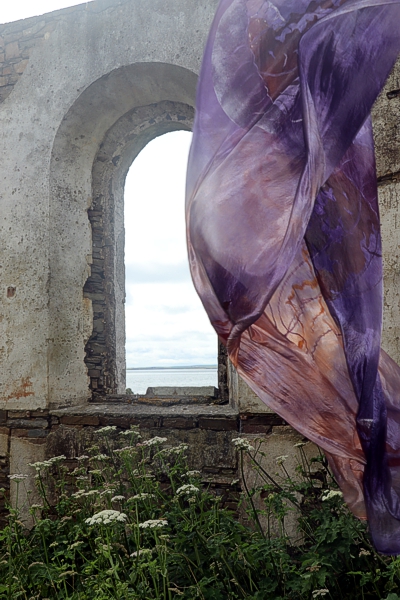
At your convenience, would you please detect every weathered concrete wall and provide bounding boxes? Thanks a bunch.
[0,0,218,410]
[372,67,400,361]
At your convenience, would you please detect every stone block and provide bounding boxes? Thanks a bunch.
[5,41,19,59]
[10,437,46,527]
[239,428,319,542]
[0,411,7,424]
[99,416,131,428]
[60,415,100,426]
[0,433,9,456]
[198,417,238,431]
[7,419,48,429]
[11,429,29,438]
[162,417,197,429]
[27,429,49,439]
[14,59,29,74]
[8,410,30,418]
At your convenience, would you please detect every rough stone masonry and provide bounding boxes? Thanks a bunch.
[0,0,399,521]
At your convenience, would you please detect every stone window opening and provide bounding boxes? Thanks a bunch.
[83,101,229,405]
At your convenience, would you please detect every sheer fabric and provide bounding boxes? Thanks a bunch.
[186,0,400,554]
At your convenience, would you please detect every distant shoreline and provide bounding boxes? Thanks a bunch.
[126,365,217,371]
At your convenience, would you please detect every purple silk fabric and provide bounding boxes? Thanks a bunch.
[186,0,400,554]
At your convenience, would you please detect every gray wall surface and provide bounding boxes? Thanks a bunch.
[0,0,399,414]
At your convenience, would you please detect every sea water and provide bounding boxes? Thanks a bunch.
[125,368,218,394]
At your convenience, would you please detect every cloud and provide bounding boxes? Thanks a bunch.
[125,261,190,285]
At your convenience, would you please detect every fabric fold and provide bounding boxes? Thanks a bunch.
[186,0,400,553]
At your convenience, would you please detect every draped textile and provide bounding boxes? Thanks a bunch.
[186,0,400,554]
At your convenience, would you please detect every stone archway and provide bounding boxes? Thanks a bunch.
[85,100,194,396]
[48,62,199,406]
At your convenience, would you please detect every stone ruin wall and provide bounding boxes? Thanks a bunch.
[0,0,399,525]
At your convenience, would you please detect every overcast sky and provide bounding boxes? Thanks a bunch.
[1,1,217,369]
[125,132,217,369]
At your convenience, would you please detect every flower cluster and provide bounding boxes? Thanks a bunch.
[85,510,127,526]
[176,484,199,498]
[275,455,288,465]
[71,490,98,499]
[138,519,168,529]
[184,470,201,478]
[312,590,329,598]
[131,548,152,558]
[8,474,28,481]
[29,456,66,471]
[94,426,117,435]
[128,493,155,502]
[142,437,167,447]
[90,454,109,461]
[232,438,254,452]
[321,490,343,502]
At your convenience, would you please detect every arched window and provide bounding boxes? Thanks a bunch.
[124,131,218,393]
[82,97,228,402]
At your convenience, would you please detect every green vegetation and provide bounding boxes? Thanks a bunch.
[1,427,400,599]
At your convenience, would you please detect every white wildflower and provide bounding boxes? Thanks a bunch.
[91,454,109,461]
[130,548,152,558]
[68,541,83,549]
[29,460,52,471]
[142,437,167,447]
[89,469,102,475]
[275,455,288,465]
[114,446,136,454]
[72,489,98,499]
[176,484,200,497]
[321,490,343,502]
[76,455,89,461]
[100,489,116,497]
[306,565,321,572]
[94,426,117,435]
[30,504,43,510]
[120,429,141,438]
[47,455,66,464]
[128,493,155,502]
[163,443,189,454]
[76,476,89,481]
[85,510,127,526]
[8,474,28,481]
[359,549,371,557]
[312,590,329,598]
[111,495,125,502]
[232,438,254,451]
[139,519,168,529]
[185,470,201,478]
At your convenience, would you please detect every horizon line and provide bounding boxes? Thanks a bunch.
[126,365,218,371]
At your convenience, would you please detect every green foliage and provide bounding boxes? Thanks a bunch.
[1,429,400,599]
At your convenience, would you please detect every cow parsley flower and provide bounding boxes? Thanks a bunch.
[176,484,199,497]
[142,437,167,447]
[312,590,329,598]
[131,548,152,558]
[128,493,155,501]
[321,490,343,501]
[275,455,288,465]
[85,510,127,526]
[139,519,168,529]
[94,426,117,435]
[232,438,254,451]
[8,474,28,481]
